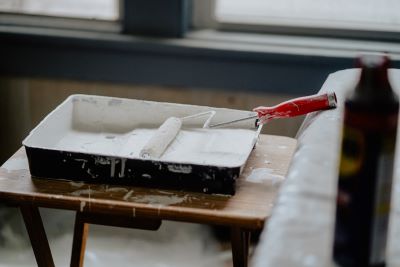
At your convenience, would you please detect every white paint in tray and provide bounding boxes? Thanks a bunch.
[53,128,256,167]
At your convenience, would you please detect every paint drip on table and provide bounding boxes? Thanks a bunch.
[0,158,29,173]
[246,168,284,185]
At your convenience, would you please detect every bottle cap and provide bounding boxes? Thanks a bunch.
[356,54,390,69]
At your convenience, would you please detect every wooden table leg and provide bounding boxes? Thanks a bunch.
[231,227,251,267]
[70,212,89,267]
[20,205,55,267]
[70,211,161,267]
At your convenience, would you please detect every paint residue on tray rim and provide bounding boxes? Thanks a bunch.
[167,164,192,174]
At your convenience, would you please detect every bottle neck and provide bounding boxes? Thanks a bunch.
[355,67,391,94]
[348,66,398,113]
[347,55,398,113]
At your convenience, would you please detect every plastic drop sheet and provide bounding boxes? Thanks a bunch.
[252,69,400,267]
[0,207,227,267]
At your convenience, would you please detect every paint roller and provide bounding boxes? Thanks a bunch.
[140,93,337,159]
[139,111,216,159]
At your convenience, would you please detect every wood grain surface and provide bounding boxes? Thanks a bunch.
[0,134,296,229]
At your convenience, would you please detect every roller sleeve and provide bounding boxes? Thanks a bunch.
[139,117,182,159]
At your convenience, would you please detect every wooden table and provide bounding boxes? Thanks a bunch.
[0,134,296,267]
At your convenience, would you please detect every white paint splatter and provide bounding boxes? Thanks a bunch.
[74,159,88,169]
[80,201,86,212]
[246,168,284,185]
[167,164,192,174]
[157,204,162,216]
[110,158,116,177]
[71,189,98,197]
[123,190,134,200]
[153,162,163,170]
[106,187,129,193]
[94,157,111,165]
[142,174,152,179]
[87,168,96,179]
[119,158,127,178]
[70,181,85,188]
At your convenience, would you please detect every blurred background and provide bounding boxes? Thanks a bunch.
[1,1,400,266]
[2,0,399,164]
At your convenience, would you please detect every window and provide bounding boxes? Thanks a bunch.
[217,0,400,30]
[194,0,400,40]
[0,0,119,20]
[1,0,397,96]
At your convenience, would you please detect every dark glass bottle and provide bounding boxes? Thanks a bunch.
[333,55,399,267]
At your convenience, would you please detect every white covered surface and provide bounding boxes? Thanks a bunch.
[252,69,400,267]
[0,208,229,267]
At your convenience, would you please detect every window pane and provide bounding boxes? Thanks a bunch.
[0,0,118,20]
[216,0,400,31]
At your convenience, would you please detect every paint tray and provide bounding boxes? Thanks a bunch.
[23,95,261,195]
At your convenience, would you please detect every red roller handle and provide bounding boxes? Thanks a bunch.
[253,92,337,123]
